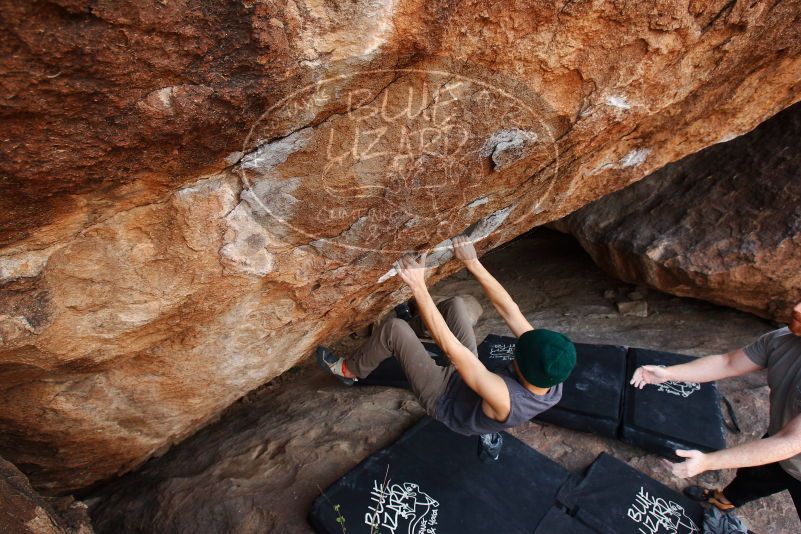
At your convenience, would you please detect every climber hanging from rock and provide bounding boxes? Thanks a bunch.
[316,235,576,461]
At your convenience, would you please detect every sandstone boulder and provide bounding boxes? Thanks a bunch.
[558,102,801,322]
[1,1,801,492]
[0,455,93,534]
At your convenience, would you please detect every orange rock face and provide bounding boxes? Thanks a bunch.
[559,102,801,322]
[1,1,800,492]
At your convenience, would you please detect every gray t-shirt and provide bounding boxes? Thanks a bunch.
[434,362,562,436]
[744,327,801,480]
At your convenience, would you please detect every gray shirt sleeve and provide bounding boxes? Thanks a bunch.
[743,330,774,367]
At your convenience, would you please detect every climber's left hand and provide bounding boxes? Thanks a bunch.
[662,449,708,478]
[395,251,428,292]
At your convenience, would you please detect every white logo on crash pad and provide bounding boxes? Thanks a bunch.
[627,486,700,534]
[652,365,700,398]
[489,343,516,360]
[365,479,440,534]
[657,380,700,398]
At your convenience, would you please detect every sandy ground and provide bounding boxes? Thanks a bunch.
[88,230,799,533]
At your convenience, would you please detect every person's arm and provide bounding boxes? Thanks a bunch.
[666,414,801,478]
[630,348,763,388]
[452,235,533,337]
[395,252,511,421]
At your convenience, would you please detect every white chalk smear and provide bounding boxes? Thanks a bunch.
[606,95,631,110]
[619,148,651,168]
[467,196,489,209]
[377,206,512,283]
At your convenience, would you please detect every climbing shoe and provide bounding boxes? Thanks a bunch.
[477,432,504,463]
[316,346,357,386]
[683,486,736,512]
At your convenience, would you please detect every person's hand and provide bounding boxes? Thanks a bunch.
[662,450,708,478]
[394,251,428,292]
[452,235,478,264]
[630,365,671,389]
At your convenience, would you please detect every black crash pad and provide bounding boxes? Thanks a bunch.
[355,332,726,460]
[623,347,726,459]
[478,334,626,438]
[556,453,704,534]
[532,506,597,534]
[309,416,570,534]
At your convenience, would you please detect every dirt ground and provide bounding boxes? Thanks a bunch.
[87,230,799,533]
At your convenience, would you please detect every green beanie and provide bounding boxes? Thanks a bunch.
[514,329,576,388]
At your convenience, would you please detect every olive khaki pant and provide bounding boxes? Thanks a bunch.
[345,296,479,417]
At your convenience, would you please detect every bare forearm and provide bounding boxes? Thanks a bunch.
[663,354,732,383]
[637,349,761,392]
[464,259,518,318]
[704,433,801,471]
